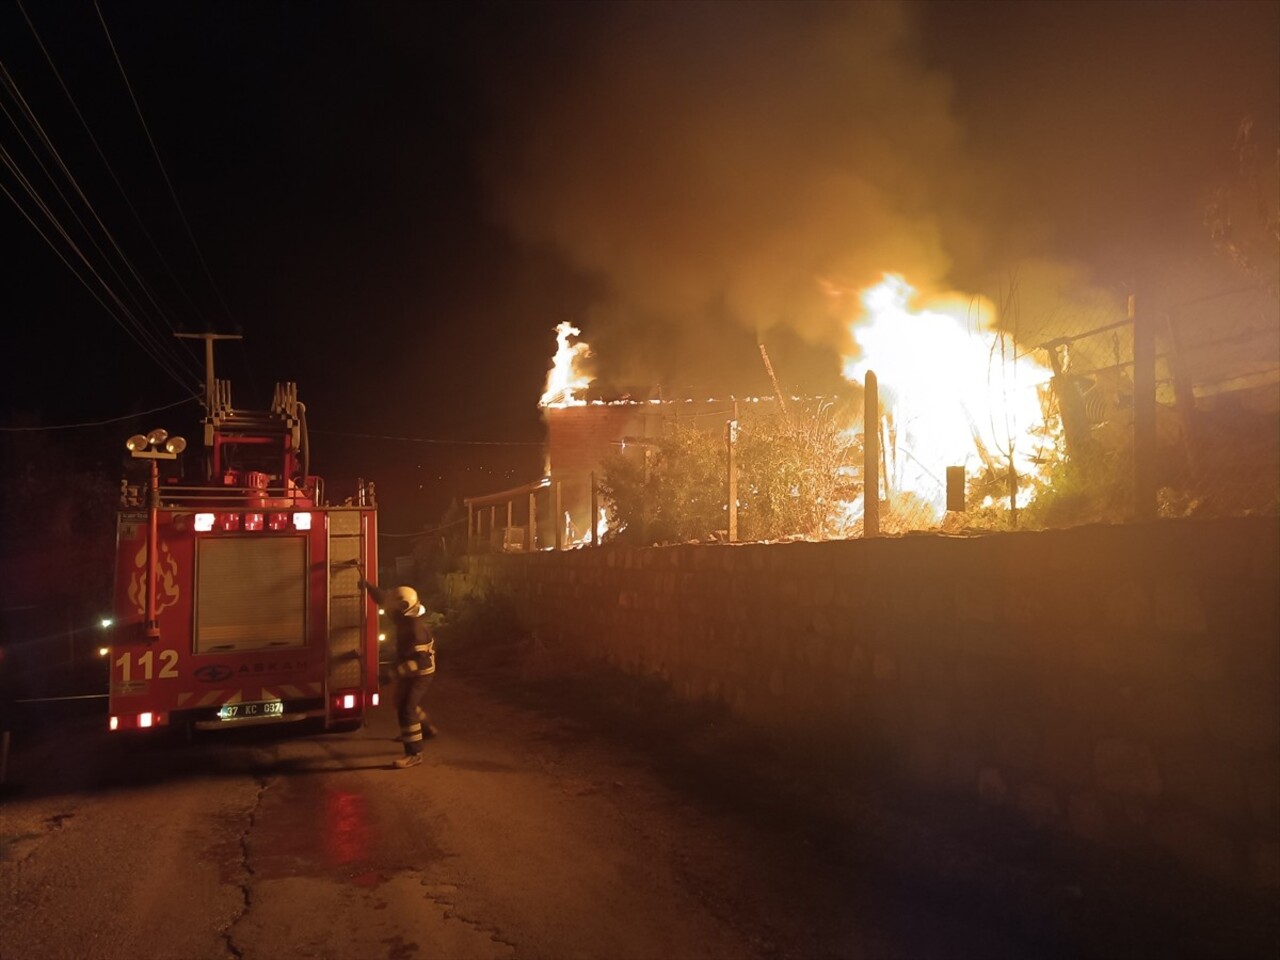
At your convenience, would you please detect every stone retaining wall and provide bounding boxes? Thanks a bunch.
[445,518,1280,891]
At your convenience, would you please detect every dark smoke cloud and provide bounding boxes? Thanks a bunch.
[478,1,1276,396]
[481,2,973,395]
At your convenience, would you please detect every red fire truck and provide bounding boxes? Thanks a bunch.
[108,358,379,735]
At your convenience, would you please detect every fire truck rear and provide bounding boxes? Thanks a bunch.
[108,369,379,735]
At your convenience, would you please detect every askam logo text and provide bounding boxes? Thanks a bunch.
[194,664,234,683]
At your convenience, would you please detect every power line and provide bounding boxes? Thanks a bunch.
[312,429,543,447]
[0,395,199,432]
[0,63,200,386]
[379,518,467,539]
[94,0,235,326]
[16,0,213,331]
[0,51,202,391]
[0,173,195,394]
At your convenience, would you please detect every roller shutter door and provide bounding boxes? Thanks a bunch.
[195,537,307,652]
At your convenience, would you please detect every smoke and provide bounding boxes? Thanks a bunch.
[477,3,1058,394]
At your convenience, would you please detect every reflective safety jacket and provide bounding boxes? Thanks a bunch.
[362,581,437,678]
[392,612,436,678]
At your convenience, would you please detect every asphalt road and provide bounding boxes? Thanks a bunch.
[2,653,1273,960]
[0,659,1055,960]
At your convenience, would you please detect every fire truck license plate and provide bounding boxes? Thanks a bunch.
[219,700,283,720]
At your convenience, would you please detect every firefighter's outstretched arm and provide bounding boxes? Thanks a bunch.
[356,569,383,606]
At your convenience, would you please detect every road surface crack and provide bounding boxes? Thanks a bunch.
[419,881,518,952]
[223,774,272,960]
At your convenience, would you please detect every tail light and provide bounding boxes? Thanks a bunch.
[331,690,363,714]
[108,711,166,731]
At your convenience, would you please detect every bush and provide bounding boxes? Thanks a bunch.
[737,405,855,541]
[600,421,727,544]
[600,402,857,545]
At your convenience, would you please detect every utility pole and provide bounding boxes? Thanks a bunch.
[175,332,242,408]
[758,344,790,422]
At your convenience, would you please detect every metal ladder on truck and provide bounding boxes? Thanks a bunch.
[326,508,370,729]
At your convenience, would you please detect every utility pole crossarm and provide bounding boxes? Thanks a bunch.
[176,332,243,410]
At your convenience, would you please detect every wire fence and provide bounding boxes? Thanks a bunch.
[1159,286,1280,517]
[1014,286,1279,529]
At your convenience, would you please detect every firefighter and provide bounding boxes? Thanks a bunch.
[358,575,437,769]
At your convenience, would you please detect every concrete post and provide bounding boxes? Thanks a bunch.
[864,371,880,538]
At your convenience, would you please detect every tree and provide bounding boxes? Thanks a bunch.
[1204,116,1280,294]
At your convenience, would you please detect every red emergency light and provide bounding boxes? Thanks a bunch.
[192,511,309,533]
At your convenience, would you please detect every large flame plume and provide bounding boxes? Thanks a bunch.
[842,275,1059,523]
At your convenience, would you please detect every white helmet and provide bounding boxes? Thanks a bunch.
[391,586,423,617]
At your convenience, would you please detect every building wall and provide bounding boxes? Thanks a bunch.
[447,517,1280,892]
[543,401,737,535]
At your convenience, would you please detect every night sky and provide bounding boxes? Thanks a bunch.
[1,1,1276,536]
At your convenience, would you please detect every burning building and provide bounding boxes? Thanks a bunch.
[464,321,777,550]
[465,282,1061,549]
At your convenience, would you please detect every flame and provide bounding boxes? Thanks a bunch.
[562,507,610,547]
[841,275,1058,525]
[540,321,593,407]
